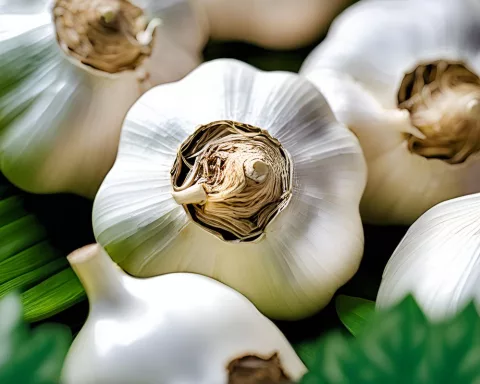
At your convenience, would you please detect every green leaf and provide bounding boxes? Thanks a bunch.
[335,295,376,337]
[22,268,85,323]
[0,241,63,284]
[0,187,86,321]
[0,258,68,297]
[0,214,47,263]
[301,295,480,384]
[0,293,71,384]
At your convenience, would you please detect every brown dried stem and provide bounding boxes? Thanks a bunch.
[398,61,480,164]
[171,121,293,242]
[53,0,153,73]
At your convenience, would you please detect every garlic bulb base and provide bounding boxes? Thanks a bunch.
[53,0,154,74]
[398,62,480,164]
[171,120,293,243]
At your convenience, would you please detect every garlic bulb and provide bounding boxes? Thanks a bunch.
[61,244,307,384]
[0,0,208,198]
[376,193,480,321]
[92,58,367,320]
[198,0,353,49]
[300,0,480,225]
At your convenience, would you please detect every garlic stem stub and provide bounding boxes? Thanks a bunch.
[198,0,355,49]
[300,0,480,225]
[92,59,367,320]
[61,244,307,384]
[376,193,480,322]
[0,0,207,198]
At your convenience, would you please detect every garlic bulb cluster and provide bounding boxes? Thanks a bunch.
[376,193,480,321]
[198,0,354,49]
[300,0,480,225]
[0,0,208,198]
[61,244,307,384]
[92,59,367,320]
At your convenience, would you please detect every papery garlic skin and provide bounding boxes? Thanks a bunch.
[300,0,480,225]
[198,0,353,49]
[92,59,367,320]
[376,193,480,321]
[61,244,307,384]
[0,0,208,199]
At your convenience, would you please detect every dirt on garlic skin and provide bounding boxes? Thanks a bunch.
[227,353,294,384]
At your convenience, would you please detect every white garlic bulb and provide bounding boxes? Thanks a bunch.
[92,58,367,320]
[376,193,480,321]
[300,0,480,225]
[61,244,307,384]
[198,0,353,49]
[0,0,208,198]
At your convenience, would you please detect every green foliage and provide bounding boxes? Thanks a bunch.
[0,184,85,322]
[300,295,480,384]
[0,293,71,384]
[22,269,85,323]
[335,295,376,337]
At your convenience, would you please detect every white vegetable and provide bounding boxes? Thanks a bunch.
[376,193,480,321]
[0,0,208,198]
[91,59,367,320]
[61,244,307,384]
[300,0,480,225]
[198,0,354,49]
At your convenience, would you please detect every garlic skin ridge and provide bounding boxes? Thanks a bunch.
[0,0,208,199]
[198,0,355,49]
[92,58,367,320]
[300,0,480,225]
[61,244,307,384]
[376,192,480,322]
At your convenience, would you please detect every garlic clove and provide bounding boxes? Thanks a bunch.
[376,192,480,321]
[300,0,480,225]
[61,244,307,384]
[92,59,367,320]
[198,0,354,49]
[0,0,207,199]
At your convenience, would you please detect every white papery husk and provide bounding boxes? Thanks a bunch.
[61,244,307,384]
[92,59,367,320]
[198,0,354,49]
[376,193,480,321]
[0,0,208,198]
[300,0,480,225]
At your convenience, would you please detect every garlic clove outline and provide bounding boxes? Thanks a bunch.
[198,0,355,49]
[376,192,480,322]
[300,0,480,225]
[61,244,307,384]
[0,0,208,199]
[92,58,367,320]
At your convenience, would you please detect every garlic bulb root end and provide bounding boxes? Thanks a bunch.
[398,62,480,164]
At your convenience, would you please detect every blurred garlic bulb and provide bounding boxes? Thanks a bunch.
[92,59,367,320]
[376,193,480,321]
[300,0,480,225]
[0,0,208,198]
[198,0,354,49]
[61,244,307,384]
